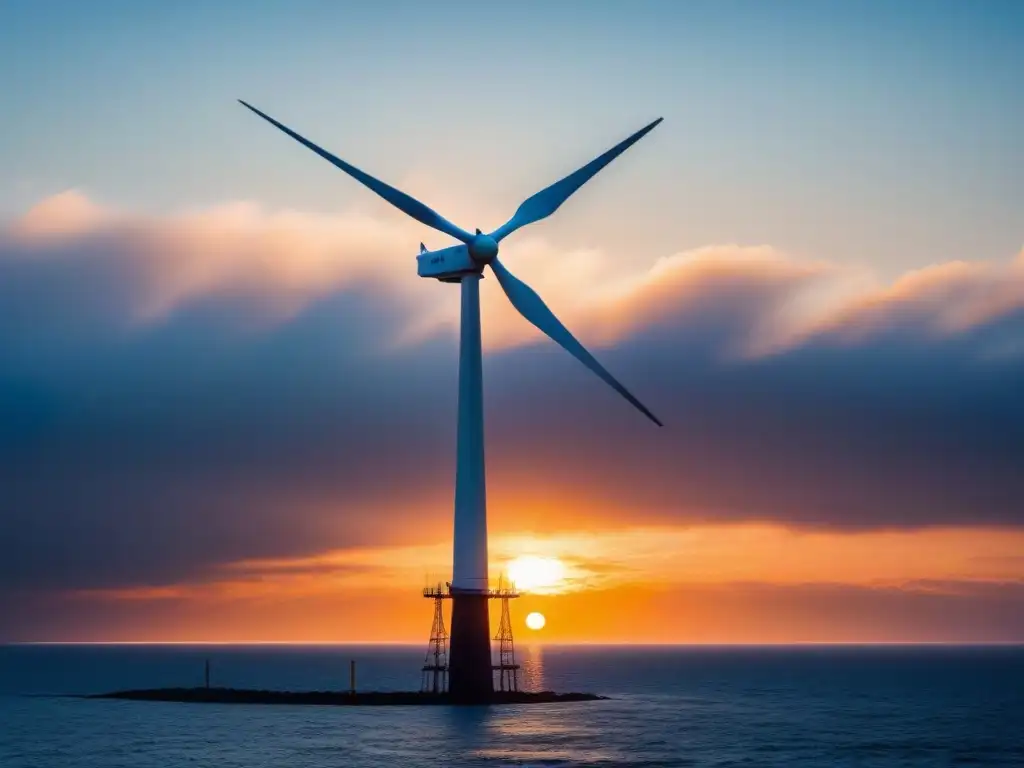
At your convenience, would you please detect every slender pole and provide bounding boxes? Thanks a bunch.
[451,273,488,591]
[447,273,494,699]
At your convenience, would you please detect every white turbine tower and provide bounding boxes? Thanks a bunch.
[240,101,662,699]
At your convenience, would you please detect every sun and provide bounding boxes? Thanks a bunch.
[506,555,566,593]
[525,612,546,631]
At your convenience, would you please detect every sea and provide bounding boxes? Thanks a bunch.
[1,644,1021,767]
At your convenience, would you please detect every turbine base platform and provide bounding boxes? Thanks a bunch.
[421,583,521,702]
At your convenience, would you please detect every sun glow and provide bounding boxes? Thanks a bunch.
[526,612,546,631]
[506,555,567,593]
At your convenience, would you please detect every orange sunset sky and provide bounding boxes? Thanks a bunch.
[61,524,1024,644]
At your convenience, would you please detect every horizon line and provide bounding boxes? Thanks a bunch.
[5,640,1024,648]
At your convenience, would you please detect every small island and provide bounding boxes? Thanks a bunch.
[90,687,606,706]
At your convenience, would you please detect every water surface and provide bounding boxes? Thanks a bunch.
[1,644,1021,767]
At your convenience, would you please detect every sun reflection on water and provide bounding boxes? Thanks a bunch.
[518,643,545,692]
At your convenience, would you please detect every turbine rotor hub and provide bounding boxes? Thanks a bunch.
[468,233,499,264]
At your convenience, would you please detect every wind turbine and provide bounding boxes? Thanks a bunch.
[239,100,662,699]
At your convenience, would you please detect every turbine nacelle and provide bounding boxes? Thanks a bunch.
[416,242,479,281]
[416,231,499,281]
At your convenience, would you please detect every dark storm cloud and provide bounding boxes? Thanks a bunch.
[1,194,1022,605]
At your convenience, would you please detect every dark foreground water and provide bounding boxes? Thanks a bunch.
[1,644,1021,767]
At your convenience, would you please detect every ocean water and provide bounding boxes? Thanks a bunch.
[1,644,1021,767]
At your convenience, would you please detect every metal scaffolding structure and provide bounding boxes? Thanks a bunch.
[421,583,449,694]
[493,583,520,692]
[420,580,521,694]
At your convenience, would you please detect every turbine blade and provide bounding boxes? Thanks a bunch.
[489,117,663,243]
[239,100,474,244]
[490,259,662,426]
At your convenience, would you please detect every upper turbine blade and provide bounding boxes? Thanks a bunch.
[239,100,474,244]
[490,258,662,427]
[489,117,663,243]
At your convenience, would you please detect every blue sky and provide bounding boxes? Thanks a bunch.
[2,0,1022,277]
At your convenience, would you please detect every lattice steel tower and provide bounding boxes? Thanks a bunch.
[493,580,520,692]
[421,583,449,694]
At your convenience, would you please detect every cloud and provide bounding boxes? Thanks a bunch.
[67,524,1024,608]
[1,192,1022,621]
[1,190,436,337]
[5,191,1022,361]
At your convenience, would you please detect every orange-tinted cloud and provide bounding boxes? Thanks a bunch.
[6,191,1022,356]
[2,193,1023,641]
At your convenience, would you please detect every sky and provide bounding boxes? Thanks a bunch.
[1,0,1023,643]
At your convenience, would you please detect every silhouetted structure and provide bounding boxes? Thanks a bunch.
[421,581,520,698]
[493,583,520,692]
[421,584,449,694]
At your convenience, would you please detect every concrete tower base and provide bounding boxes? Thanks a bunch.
[448,592,493,701]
